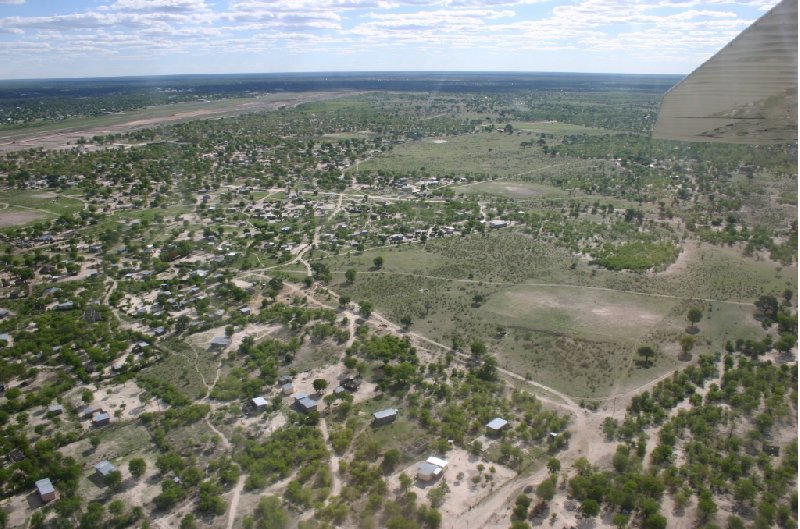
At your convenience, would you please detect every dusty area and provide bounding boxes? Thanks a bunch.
[0,210,45,227]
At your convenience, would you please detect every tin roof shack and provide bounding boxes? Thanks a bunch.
[281,382,294,395]
[47,403,65,416]
[372,408,398,426]
[248,396,268,413]
[35,478,57,503]
[294,394,318,414]
[209,336,231,350]
[92,412,110,427]
[486,417,508,436]
[416,456,448,482]
[94,460,117,481]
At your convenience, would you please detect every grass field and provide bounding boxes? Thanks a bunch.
[0,190,85,228]
[321,234,791,398]
[511,121,608,135]
[351,131,588,179]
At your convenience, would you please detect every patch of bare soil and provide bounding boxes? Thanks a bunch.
[501,185,542,197]
[0,210,45,227]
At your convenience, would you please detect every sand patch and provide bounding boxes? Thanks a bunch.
[501,185,543,197]
[0,210,45,227]
[431,139,448,144]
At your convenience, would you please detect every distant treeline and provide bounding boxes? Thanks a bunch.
[0,72,681,125]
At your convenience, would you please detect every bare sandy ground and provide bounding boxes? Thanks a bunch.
[0,210,45,227]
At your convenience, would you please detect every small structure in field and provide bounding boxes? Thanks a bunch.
[250,396,268,412]
[372,408,398,426]
[92,412,110,427]
[486,417,508,435]
[281,382,294,396]
[417,456,448,482]
[209,336,231,349]
[47,403,65,416]
[94,460,117,479]
[35,478,56,503]
[294,395,317,414]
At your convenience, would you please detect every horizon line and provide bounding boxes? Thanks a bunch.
[0,70,688,83]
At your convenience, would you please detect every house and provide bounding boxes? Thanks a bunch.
[35,478,56,503]
[239,307,251,316]
[209,336,231,349]
[488,220,508,229]
[372,408,398,426]
[281,382,294,396]
[0,308,9,319]
[79,405,101,420]
[294,396,317,414]
[417,456,448,482]
[0,333,10,345]
[250,396,268,412]
[486,417,508,434]
[92,412,111,427]
[55,301,76,311]
[94,460,117,479]
[278,375,293,385]
[47,403,65,416]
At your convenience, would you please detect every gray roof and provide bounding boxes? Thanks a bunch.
[35,478,54,495]
[417,462,441,477]
[92,412,110,423]
[94,460,117,476]
[297,397,317,411]
[210,336,230,346]
[252,396,268,407]
[373,408,398,420]
[486,418,508,430]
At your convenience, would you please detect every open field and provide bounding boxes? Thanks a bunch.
[0,190,84,227]
[452,180,567,198]
[351,130,589,179]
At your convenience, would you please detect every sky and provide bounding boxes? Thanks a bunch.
[0,0,781,79]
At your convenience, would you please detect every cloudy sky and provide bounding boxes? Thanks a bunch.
[0,0,779,79]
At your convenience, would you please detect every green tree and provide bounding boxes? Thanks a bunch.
[399,472,412,493]
[339,295,351,307]
[313,378,328,393]
[251,496,287,529]
[536,476,556,501]
[373,255,384,269]
[580,498,600,518]
[104,470,122,490]
[180,514,197,529]
[470,340,486,358]
[679,335,695,358]
[697,489,717,522]
[345,269,357,283]
[382,449,401,473]
[637,345,656,366]
[360,301,373,318]
[546,458,561,474]
[129,457,146,479]
[687,307,703,330]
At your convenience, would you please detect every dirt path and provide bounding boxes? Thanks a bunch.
[225,475,246,529]
[318,418,343,498]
